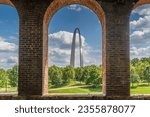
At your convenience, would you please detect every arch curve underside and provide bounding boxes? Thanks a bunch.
[0,0,13,6]
[134,0,150,8]
[44,0,105,27]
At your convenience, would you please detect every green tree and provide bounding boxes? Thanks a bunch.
[0,69,6,87]
[134,61,147,82]
[130,65,140,87]
[84,65,102,87]
[90,69,102,87]
[0,69,10,92]
[7,65,18,87]
[75,67,84,83]
[143,66,150,85]
[141,57,150,64]
[49,65,63,87]
[63,65,75,84]
[82,66,91,84]
[131,58,139,66]
[1,77,10,92]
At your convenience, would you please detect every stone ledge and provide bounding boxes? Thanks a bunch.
[0,94,150,100]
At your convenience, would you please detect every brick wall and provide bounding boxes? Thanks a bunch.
[2,0,148,98]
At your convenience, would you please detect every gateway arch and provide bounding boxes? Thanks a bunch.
[70,28,83,67]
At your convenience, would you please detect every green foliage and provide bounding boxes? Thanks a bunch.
[131,58,139,66]
[7,65,18,87]
[130,65,140,87]
[131,57,150,84]
[83,65,102,87]
[143,66,150,85]
[63,65,75,84]
[48,65,63,87]
[48,65,102,88]
[82,66,91,84]
[0,69,7,87]
[0,77,10,88]
[94,65,102,87]
[0,69,10,91]
[75,67,84,82]
[0,69,5,80]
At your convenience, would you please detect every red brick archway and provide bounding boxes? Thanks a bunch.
[133,0,150,8]
[0,0,149,98]
[44,0,105,26]
[42,0,106,95]
[0,0,13,6]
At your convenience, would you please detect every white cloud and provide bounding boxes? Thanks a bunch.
[67,5,82,12]
[0,59,6,63]
[49,31,86,49]
[132,5,150,15]
[0,36,18,69]
[130,28,150,39]
[67,5,93,13]
[48,31,101,67]
[130,4,150,57]
[0,56,18,64]
[130,15,150,29]
[6,56,18,64]
[130,30,144,37]
[137,9,150,15]
[0,56,18,70]
[0,36,17,52]
[130,28,150,48]
[130,5,150,30]
[130,46,150,59]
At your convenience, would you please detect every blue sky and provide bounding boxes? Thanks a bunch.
[49,5,101,47]
[0,4,150,69]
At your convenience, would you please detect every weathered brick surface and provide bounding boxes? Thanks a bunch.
[10,0,51,96]
[0,0,148,99]
[101,1,133,96]
[0,94,150,100]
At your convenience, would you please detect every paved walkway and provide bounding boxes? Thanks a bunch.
[49,85,92,91]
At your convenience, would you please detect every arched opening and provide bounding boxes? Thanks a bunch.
[0,4,19,93]
[130,4,150,94]
[43,0,105,95]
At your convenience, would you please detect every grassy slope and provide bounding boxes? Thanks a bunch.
[49,87,102,94]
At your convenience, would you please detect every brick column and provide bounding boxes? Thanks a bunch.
[16,1,49,96]
[101,1,133,96]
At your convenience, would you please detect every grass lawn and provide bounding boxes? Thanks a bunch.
[0,83,150,95]
[48,86,150,94]
[48,83,150,94]
[49,87,102,94]
[130,85,150,94]
[0,87,17,93]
